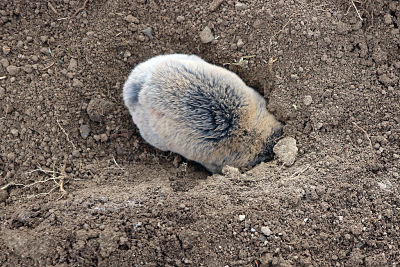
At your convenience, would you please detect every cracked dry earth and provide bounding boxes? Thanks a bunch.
[1,0,400,266]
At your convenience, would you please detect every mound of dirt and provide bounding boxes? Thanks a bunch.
[1,0,399,266]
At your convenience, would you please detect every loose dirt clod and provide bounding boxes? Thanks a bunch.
[86,98,113,122]
[273,137,298,166]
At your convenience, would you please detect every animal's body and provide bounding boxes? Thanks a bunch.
[123,54,282,173]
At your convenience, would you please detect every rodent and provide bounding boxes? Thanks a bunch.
[123,54,283,173]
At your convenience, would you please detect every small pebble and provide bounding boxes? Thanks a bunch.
[303,95,312,106]
[125,15,139,24]
[79,124,91,139]
[237,39,244,48]
[0,190,8,203]
[7,152,16,161]
[100,133,108,142]
[377,182,387,190]
[10,129,19,136]
[209,0,224,11]
[72,150,80,157]
[72,78,83,87]
[238,214,246,221]
[384,14,392,25]
[6,65,19,76]
[199,26,214,44]
[16,40,23,48]
[123,51,131,58]
[261,226,272,236]
[0,58,9,68]
[176,15,185,22]
[40,47,50,55]
[141,27,152,38]
[68,58,77,71]
[40,35,48,43]
[23,65,32,73]
[235,2,247,10]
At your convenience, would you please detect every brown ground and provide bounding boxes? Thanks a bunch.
[1,0,399,266]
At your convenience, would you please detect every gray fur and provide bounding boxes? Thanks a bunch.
[123,54,282,173]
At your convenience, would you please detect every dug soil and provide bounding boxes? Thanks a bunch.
[1,0,399,266]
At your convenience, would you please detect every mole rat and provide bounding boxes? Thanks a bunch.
[123,54,282,173]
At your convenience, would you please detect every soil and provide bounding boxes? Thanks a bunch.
[1,0,399,266]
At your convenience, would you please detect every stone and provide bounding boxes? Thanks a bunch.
[6,65,20,76]
[79,124,90,139]
[40,47,50,54]
[199,26,214,44]
[141,27,152,38]
[261,226,272,236]
[273,137,298,166]
[304,95,312,106]
[125,15,139,24]
[237,39,244,48]
[235,2,247,10]
[209,0,224,12]
[72,78,83,87]
[384,14,392,25]
[0,190,8,202]
[1,58,9,67]
[68,58,77,71]
[40,35,48,43]
[176,15,185,22]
